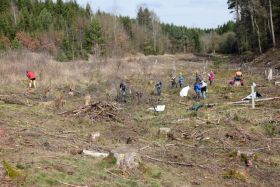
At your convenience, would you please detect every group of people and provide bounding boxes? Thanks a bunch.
[117,69,243,102]
[26,68,244,102]
[170,73,186,89]
[193,71,215,100]
[154,70,215,100]
[117,71,216,101]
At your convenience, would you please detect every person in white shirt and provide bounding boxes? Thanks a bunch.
[201,80,207,99]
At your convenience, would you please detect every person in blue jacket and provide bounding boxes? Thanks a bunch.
[194,80,201,100]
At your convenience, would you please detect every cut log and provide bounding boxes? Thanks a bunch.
[83,150,109,158]
[143,155,194,167]
[0,97,26,105]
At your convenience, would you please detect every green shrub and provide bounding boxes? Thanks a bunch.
[11,39,22,49]
[264,123,277,137]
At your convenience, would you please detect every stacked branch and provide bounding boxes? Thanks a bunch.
[59,102,121,121]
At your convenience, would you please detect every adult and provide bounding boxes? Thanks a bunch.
[26,70,36,88]
[194,80,201,100]
[178,73,185,88]
[155,81,162,96]
[201,80,207,99]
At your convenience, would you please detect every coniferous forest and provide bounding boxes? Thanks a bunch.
[0,0,279,61]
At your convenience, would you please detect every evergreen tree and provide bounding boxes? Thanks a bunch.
[38,8,52,31]
[84,18,103,53]
[85,3,92,19]
[0,0,10,12]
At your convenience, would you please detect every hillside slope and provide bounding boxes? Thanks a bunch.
[0,52,280,186]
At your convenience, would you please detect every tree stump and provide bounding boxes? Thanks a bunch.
[91,132,100,141]
[158,127,171,138]
[268,68,273,81]
[85,95,91,106]
[111,146,140,170]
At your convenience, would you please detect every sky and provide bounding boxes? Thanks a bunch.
[76,0,233,29]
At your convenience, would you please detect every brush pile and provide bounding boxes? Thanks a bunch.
[59,101,121,121]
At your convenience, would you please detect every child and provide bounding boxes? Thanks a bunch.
[208,71,215,85]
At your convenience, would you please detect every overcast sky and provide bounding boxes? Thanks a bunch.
[76,0,233,28]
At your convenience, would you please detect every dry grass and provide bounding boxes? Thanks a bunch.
[0,51,280,187]
[0,51,94,87]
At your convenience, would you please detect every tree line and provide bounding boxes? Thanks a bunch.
[0,0,277,61]
[227,0,280,54]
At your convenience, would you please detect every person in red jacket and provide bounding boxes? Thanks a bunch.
[26,70,36,88]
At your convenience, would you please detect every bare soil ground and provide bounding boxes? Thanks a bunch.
[0,52,280,187]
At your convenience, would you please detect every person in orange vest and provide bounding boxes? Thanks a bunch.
[233,69,244,86]
[26,70,36,88]
[234,70,242,81]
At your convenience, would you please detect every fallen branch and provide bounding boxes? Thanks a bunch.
[143,155,194,167]
[178,102,189,106]
[0,97,26,105]
[58,101,121,121]
[139,146,150,151]
[264,138,280,140]
[195,128,219,138]
[171,118,189,124]
[228,97,280,105]
[56,180,87,187]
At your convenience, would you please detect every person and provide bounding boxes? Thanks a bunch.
[208,71,215,85]
[178,73,185,88]
[119,81,127,102]
[196,72,202,82]
[26,70,36,88]
[234,70,244,86]
[194,80,201,100]
[234,70,243,82]
[170,74,177,88]
[201,80,207,99]
[155,81,162,96]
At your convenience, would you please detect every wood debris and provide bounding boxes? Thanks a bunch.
[58,101,121,121]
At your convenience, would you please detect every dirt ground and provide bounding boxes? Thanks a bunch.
[0,53,280,187]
